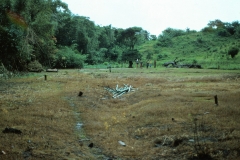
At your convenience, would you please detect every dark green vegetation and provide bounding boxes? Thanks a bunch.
[0,1,240,72]
[0,0,148,71]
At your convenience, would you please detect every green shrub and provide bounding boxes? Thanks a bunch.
[157,35,173,47]
[157,54,163,60]
[234,26,240,38]
[217,28,231,37]
[103,62,108,66]
[228,47,239,58]
[201,27,214,33]
[27,60,43,72]
[0,65,5,74]
[54,46,86,68]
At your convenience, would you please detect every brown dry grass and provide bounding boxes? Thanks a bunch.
[0,68,240,160]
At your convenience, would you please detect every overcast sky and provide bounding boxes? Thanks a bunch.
[62,0,240,36]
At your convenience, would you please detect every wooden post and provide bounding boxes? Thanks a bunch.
[108,65,111,72]
[78,91,83,97]
[214,95,218,106]
[154,60,156,68]
[44,75,47,81]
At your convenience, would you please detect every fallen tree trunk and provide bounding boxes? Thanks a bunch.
[163,57,179,67]
[163,58,202,69]
[46,69,58,72]
[177,64,202,69]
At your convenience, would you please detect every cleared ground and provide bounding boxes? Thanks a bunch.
[0,68,240,159]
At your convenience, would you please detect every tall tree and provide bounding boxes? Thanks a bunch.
[122,49,141,68]
[116,27,148,67]
[0,0,70,70]
[117,27,141,50]
[0,0,27,70]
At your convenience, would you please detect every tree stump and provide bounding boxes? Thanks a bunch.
[46,68,58,72]
[78,91,83,97]
[214,95,218,106]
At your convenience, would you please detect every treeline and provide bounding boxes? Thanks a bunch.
[0,0,150,71]
[1,0,239,71]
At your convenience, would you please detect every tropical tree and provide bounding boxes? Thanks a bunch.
[0,0,28,70]
[207,19,225,29]
[0,0,70,70]
[116,27,147,67]
[121,49,141,68]
[117,27,146,50]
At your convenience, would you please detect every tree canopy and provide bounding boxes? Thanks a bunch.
[0,0,152,70]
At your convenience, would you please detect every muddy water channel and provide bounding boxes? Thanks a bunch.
[64,96,112,159]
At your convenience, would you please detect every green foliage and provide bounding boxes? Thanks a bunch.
[146,52,153,59]
[157,35,173,47]
[86,50,104,65]
[0,0,150,70]
[228,47,239,58]
[157,28,187,47]
[201,27,215,33]
[207,19,224,29]
[138,20,240,70]
[54,46,86,68]
[0,26,26,71]
[217,28,231,37]
[234,26,240,38]
[196,37,204,43]
[157,54,165,60]
[13,0,26,14]
[116,27,148,50]
[192,59,198,65]
[162,27,186,38]
[121,49,141,62]
[98,25,115,48]
[150,35,157,40]
[27,60,43,72]
[0,0,64,70]
[0,64,7,74]
[1,0,240,72]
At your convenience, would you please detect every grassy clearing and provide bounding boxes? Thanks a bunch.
[0,68,240,159]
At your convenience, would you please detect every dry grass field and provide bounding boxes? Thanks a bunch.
[0,68,240,160]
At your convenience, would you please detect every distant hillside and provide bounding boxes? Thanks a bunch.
[138,29,240,70]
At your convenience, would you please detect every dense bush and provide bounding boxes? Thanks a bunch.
[54,46,86,68]
[0,26,25,71]
[27,60,43,72]
[157,35,173,47]
[156,28,186,47]
[157,54,168,60]
[234,26,240,38]
[122,49,141,68]
[162,28,186,38]
[201,27,215,33]
[217,28,231,37]
[228,47,239,58]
